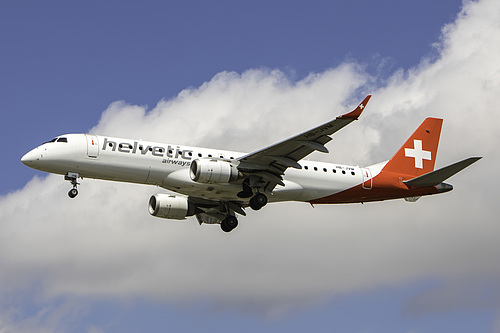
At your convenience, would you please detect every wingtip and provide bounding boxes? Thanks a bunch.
[337,95,372,120]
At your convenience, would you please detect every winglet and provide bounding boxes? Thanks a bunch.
[337,95,372,120]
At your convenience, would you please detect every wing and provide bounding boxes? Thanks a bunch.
[236,95,372,193]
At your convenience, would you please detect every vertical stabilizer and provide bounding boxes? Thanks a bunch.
[382,117,443,177]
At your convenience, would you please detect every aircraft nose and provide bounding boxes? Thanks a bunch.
[21,148,40,166]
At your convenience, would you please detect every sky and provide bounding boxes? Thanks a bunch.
[1,0,499,332]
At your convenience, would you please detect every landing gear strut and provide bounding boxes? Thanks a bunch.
[65,172,80,198]
[220,215,238,233]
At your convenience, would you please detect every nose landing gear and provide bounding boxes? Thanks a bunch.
[64,172,80,198]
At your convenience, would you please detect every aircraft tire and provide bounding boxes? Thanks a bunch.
[68,188,78,198]
[220,223,231,232]
[226,216,238,229]
[221,216,238,232]
[254,193,267,207]
[249,197,262,210]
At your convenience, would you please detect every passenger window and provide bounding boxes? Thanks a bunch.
[323,168,327,172]
[332,169,336,173]
[304,166,308,170]
[314,167,318,171]
[198,153,202,157]
[342,170,346,174]
[351,171,355,176]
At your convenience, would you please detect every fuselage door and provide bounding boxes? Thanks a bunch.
[86,135,99,158]
[361,167,372,190]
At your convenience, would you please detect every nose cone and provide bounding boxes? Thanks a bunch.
[21,148,40,167]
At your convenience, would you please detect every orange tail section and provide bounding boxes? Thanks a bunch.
[382,118,443,177]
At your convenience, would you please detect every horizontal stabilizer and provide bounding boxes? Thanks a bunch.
[404,157,482,187]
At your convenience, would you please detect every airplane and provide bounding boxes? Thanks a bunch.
[21,95,481,232]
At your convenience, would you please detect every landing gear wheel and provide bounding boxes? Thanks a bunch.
[225,216,238,229]
[249,197,261,210]
[220,216,238,233]
[250,193,267,210]
[254,193,267,206]
[68,188,78,198]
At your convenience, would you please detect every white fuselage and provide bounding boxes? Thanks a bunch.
[21,133,378,204]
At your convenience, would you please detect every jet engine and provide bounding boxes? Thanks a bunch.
[148,194,195,220]
[189,159,238,184]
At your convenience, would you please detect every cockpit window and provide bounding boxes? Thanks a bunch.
[43,137,68,144]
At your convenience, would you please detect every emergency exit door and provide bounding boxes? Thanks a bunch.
[86,135,99,158]
[361,168,372,189]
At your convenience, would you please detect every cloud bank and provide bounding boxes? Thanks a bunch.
[1,0,499,329]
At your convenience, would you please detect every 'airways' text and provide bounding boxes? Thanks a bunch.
[162,159,191,167]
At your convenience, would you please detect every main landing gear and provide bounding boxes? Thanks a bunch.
[220,215,238,233]
[249,193,267,211]
[64,172,80,198]
[237,179,269,211]
[218,192,267,232]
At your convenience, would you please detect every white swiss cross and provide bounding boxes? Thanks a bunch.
[359,104,365,110]
[404,139,431,169]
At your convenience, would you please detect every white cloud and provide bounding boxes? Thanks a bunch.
[1,0,500,328]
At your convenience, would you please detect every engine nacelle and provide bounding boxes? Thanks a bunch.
[148,194,195,220]
[189,159,238,184]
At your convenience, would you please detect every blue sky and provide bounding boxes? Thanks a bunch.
[2,1,500,332]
